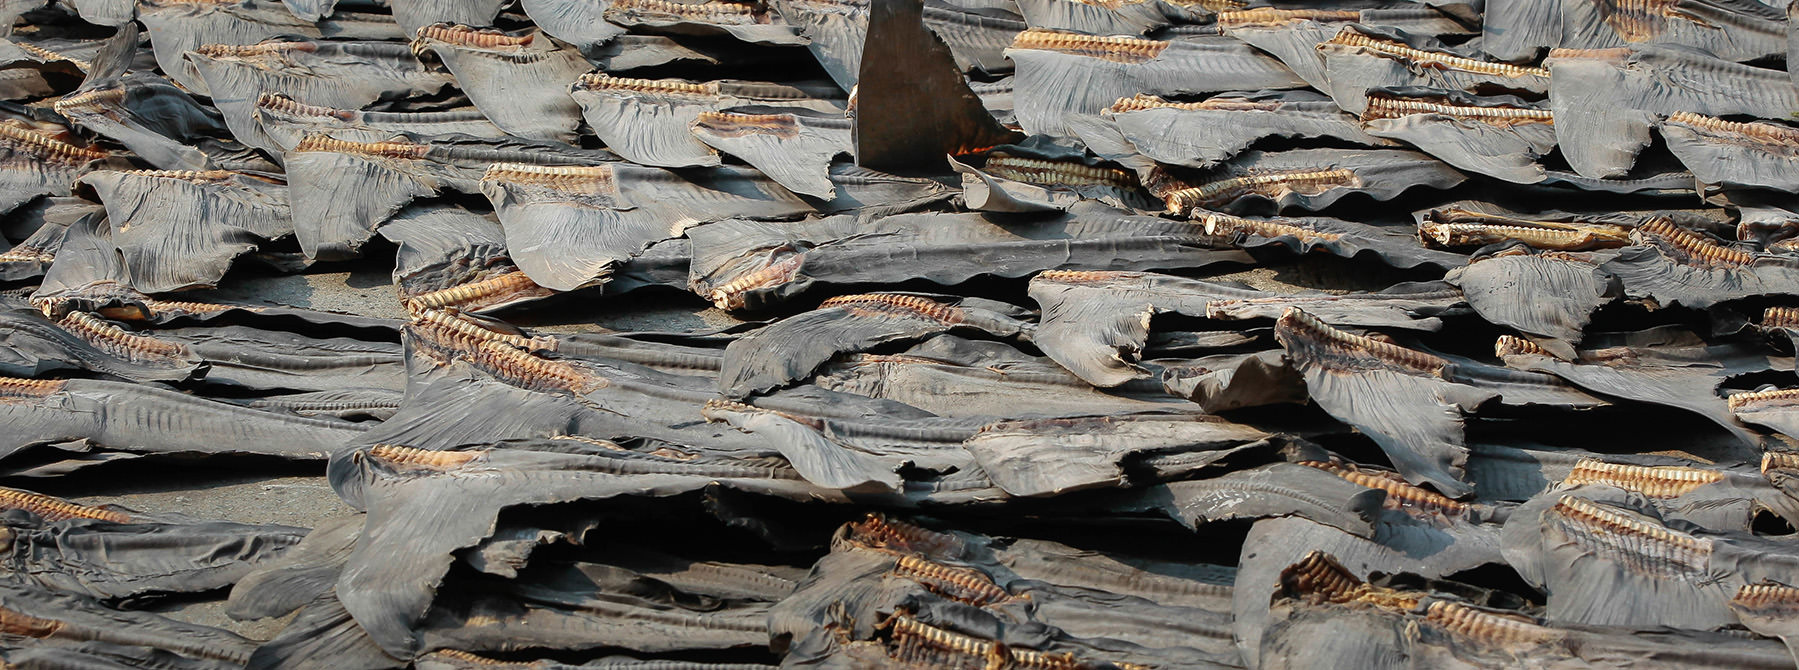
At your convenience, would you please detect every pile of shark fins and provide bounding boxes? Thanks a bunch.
[5,0,1799,667]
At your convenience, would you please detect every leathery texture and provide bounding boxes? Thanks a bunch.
[6,0,1799,668]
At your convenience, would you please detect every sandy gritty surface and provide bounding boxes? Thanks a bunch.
[22,252,1408,639]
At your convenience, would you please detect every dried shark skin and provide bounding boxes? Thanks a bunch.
[1445,246,1619,356]
[387,0,506,34]
[854,0,1023,170]
[602,0,806,45]
[78,169,292,293]
[1,200,99,282]
[570,73,843,169]
[1197,210,1469,270]
[1103,89,1393,170]
[419,651,773,669]
[0,302,206,383]
[963,413,1278,497]
[1317,25,1551,117]
[1028,270,1460,386]
[56,23,275,172]
[283,133,612,260]
[1557,0,1786,63]
[324,442,841,658]
[1416,202,1640,253]
[1005,29,1307,137]
[1361,89,1556,184]
[483,162,946,292]
[249,591,405,670]
[413,25,590,144]
[776,524,1241,669]
[689,204,1251,312]
[692,112,851,198]
[254,94,509,153]
[1500,328,1781,451]
[0,578,258,665]
[1601,218,1799,309]
[377,204,553,314]
[246,388,403,422]
[720,293,1033,397]
[0,486,306,603]
[0,376,366,467]
[1162,148,1468,215]
[519,0,628,52]
[1498,491,1789,630]
[154,324,406,393]
[0,122,108,219]
[1479,0,1559,61]
[1547,46,1799,180]
[185,40,457,159]
[1660,112,1799,192]
[813,346,1199,417]
[1735,389,1799,442]
[138,0,403,95]
[1259,551,1798,670]
[1467,442,1799,525]
[700,398,997,493]
[414,553,800,658]
[1230,463,1508,667]
[1276,309,1497,498]
[1220,7,1480,91]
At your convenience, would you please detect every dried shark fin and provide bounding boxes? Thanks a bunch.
[78,170,292,293]
[412,24,589,144]
[692,112,851,199]
[185,40,456,159]
[720,293,1031,397]
[1361,89,1556,184]
[1546,46,1799,179]
[1276,308,1495,498]
[1445,245,1617,355]
[1660,112,1799,191]
[1006,29,1305,137]
[1162,148,1467,215]
[0,121,108,218]
[253,93,507,153]
[1317,25,1549,117]
[1601,218,1799,309]
[139,0,403,95]
[1559,0,1786,62]
[855,0,1021,171]
[1103,90,1392,170]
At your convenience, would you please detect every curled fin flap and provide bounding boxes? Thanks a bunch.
[855,0,1021,171]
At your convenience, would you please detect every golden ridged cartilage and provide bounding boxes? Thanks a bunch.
[0,123,109,164]
[1009,29,1169,64]
[576,73,719,97]
[415,24,533,48]
[1200,212,1342,242]
[1164,169,1356,214]
[1423,600,1558,644]
[1297,461,1468,514]
[0,487,132,523]
[1548,496,1713,577]
[1562,458,1723,498]
[1363,95,1553,124]
[1326,29,1549,77]
[889,554,1013,606]
[292,135,428,159]
[1665,111,1799,148]
[1730,387,1799,412]
[57,311,192,361]
[983,154,1137,188]
[819,294,967,325]
[1637,218,1756,266]
[706,255,803,310]
[366,444,485,470]
[405,271,549,312]
[1277,308,1449,375]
